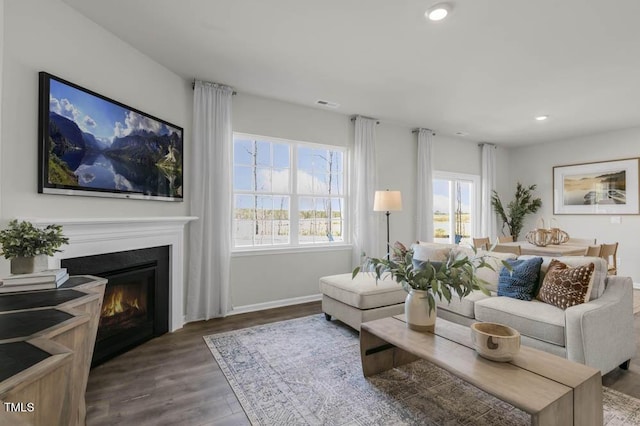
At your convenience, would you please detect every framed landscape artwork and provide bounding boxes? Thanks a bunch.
[553,158,640,214]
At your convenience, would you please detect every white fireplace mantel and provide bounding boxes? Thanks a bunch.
[21,216,197,332]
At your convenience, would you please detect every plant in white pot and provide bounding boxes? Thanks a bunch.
[0,219,69,274]
[353,242,501,331]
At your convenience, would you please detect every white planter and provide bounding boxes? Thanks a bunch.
[10,254,49,274]
[405,289,437,332]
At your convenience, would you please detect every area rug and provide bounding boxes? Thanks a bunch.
[204,315,640,425]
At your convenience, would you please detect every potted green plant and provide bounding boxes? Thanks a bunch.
[491,182,542,241]
[0,219,69,274]
[353,242,500,331]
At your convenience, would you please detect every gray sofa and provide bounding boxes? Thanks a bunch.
[414,243,636,375]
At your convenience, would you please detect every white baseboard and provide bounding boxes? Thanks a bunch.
[228,293,322,316]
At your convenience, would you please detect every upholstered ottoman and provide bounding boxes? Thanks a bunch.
[319,273,406,330]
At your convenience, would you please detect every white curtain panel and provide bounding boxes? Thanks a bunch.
[187,81,233,321]
[481,143,497,240]
[416,129,434,242]
[352,116,379,267]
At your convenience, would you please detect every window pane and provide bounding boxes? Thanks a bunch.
[272,168,290,193]
[298,147,314,171]
[233,133,346,248]
[234,194,256,247]
[330,173,342,195]
[329,198,344,242]
[256,141,271,166]
[234,139,254,165]
[255,167,272,192]
[273,144,290,168]
[234,166,254,191]
[432,176,477,245]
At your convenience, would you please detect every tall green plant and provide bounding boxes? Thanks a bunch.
[491,183,542,241]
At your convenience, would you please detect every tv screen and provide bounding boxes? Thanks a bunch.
[38,72,183,201]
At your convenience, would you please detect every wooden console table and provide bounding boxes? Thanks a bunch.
[499,242,588,256]
[360,316,602,426]
[0,276,106,426]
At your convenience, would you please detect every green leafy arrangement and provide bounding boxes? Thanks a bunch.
[353,242,505,314]
[0,219,69,259]
[491,182,542,241]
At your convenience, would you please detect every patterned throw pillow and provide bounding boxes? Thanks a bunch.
[498,257,543,301]
[537,259,595,309]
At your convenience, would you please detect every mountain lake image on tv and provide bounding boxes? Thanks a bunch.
[38,72,183,201]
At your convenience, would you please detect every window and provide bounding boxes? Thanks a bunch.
[233,133,346,249]
[433,172,480,245]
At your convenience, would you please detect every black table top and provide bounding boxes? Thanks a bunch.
[0,341,50,382]
[0,289,87,312]
[0,309,74,340]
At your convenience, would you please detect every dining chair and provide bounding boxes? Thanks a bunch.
[497,235,514,243]
[567,238,596,246]
[473,237,490,250]
[492,244,521,256]
[585,245,601,257]
[599,243,618,275]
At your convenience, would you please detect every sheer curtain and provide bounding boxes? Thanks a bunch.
[352,116,379,267]
[481,143,497,240]
[416,129,434,242]
[187,81,233,321]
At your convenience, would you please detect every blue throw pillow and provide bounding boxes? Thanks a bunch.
[498,257,544,301]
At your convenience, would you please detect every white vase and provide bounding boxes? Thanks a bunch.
[405,289,437,332]
[10,254,49,274]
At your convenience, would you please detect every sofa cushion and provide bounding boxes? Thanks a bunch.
[412,243,451,262]
[462,248,517,293]
[498,257,544,301]
[319,273,406,309]
[519,255,607,300]
[436,289,491,319]
[537,260,595,309]
[475,297,566,346]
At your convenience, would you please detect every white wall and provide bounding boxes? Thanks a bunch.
[1,0,191,221]
[229,93,502,308]
[230,94,353,308]
[0,0,191,275]
[509,127,640,282]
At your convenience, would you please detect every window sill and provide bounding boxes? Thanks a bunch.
[231,244,353,257]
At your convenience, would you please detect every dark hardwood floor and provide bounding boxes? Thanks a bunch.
[86,301,640,426]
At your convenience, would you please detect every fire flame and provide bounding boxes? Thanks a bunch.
[102,288,141,317]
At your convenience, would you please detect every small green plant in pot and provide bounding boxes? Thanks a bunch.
[353,242,504,331]
[0,219,69,274]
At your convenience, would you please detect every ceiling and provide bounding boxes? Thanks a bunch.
[61,0,640,146]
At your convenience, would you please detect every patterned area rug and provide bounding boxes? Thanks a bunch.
[204,315,640,425]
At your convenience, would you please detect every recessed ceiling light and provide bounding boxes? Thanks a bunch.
[426,3,451,21]
[535,115,549,121]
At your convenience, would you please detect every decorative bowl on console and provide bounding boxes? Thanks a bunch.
[471,322,521,362]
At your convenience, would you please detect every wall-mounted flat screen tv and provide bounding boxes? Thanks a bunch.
[38,72,183,201]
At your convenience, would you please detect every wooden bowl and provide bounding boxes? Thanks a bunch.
[470,322,521,362]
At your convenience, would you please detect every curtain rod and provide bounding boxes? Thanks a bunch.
[350,115,380,125]
[192,80,237,95]
[411,128,436,136]
[477,142,496,147]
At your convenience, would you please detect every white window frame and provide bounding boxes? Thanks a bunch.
[232,132,350,253]
[433,171,481,244]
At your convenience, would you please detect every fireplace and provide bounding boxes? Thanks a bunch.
[62,246,169,366]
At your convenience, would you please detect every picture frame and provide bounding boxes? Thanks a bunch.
[553,158,640,214]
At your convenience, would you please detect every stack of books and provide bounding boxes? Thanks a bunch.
[0,268,70,293]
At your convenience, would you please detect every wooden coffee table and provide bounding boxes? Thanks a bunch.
[360,316,602,426]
